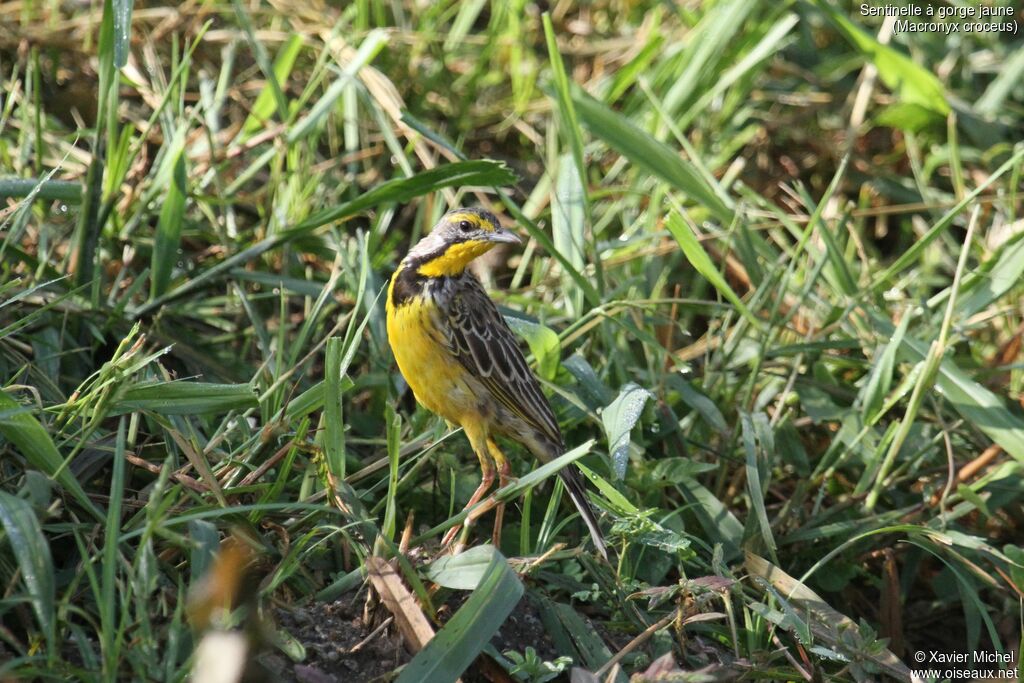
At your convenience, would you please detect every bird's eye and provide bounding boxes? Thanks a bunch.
[458,220,474,232]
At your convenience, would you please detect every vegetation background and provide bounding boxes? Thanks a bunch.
[1,0,1022,680]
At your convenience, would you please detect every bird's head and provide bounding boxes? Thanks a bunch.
[407,207,521,277]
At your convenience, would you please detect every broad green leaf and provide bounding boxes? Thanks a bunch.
[0,391,103,521]
[397,549,523,683]
[0,491,55,647]
[505,316,560,381]
[424,545,494,590]
[601,383,651,479]
[111,381,257,415]
[577,461,638,516]
[874,103,944,132]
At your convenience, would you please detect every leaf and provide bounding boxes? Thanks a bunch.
[868,147,1024,293]
[535,596,624,679]
[543,15,588,195]
[874,102,944,132]
[746,552,912,680]
[860,311,911,423]
[741,412,776,559]
[870,310,1024,463]
[976,44,1024,115]
[0,178,82,203]
[505,316,561,381]
[288,29,389,142]
[551,153,586,316]
[323,338,347,480]
[150,145,187,299]
[416,442,594,545]
[813,1,949,115]
[571,89,733,225]
[601,383,651,479]
[0,391,103,521]
[241,33,304,137]
[666,212,761,329]
[674,477,744,561]
[111,381,258,415]
[397,549,523,683]
[0,491,55,647]
[111,0,133,68]
[944,232,1024,320]
[673,380,727,433]
[424,545,496,590]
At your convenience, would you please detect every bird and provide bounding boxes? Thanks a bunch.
[385,206,608,559]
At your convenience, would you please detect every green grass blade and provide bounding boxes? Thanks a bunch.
[324,337,346,480]
[288,29,389,142]
[812,0,949,115]
[100,418,126,676]
[0,391,103,521]
[542,14,588,205]
[110,381,258,415]
[551,152,586,316]
[396,548,523,683]
[0,178,82,202]
[0,490,55,649]
[868,146,1023,293]
[572,89,733,224]
[741,412,777,561]
[112,0,133,68]
[231,0,288,123]
[150,145,187,299]
[240,33,304,138]
[976,44,1024,116]
[666,211,760,328]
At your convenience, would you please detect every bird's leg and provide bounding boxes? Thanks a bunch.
[442,444,495,550]
[488,438,515,548]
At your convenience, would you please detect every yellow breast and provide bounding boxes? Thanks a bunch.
[386,279,480,426]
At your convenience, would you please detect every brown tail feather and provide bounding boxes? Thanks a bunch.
[559,465,608,559]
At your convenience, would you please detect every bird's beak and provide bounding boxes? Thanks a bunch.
[490,229,522,245]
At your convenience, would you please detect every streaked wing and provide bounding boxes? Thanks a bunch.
[443,276,562,446]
